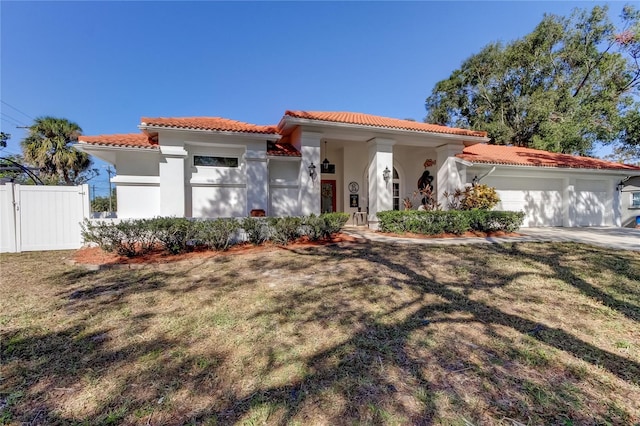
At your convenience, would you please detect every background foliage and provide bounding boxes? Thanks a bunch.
[425,5,640,161]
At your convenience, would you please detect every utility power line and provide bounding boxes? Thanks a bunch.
[1,114,27,128]
[0,100,35,121]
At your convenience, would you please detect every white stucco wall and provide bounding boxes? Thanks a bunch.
[117,185,160,218]
[186,144,248,218]
[112,150,161,219]
[342,144,369,215]
[269,159,300,216]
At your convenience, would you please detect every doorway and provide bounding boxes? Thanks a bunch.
[321,180,336,213]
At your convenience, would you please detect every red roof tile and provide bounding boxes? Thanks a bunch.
[79,133,158,149]
[141,117,278,134]
[457,144,640,171]
[283,110,488,138]
[267,141,301,157]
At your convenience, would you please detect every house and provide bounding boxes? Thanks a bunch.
[77,110,640,228]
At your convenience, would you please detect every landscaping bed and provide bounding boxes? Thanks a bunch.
[71,233,359,267]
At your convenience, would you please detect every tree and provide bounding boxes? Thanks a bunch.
[0,132,9,148]
[425,5,640,158]
[0,154,37,184]
[91,188,117,212]
[21,116,97,185]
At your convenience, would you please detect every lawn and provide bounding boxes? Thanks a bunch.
[1,241,639,425]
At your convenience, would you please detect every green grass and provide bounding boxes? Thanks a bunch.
[1,242,639,424]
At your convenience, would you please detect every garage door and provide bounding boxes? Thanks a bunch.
[483,177,563,227]
[575,179,609,226]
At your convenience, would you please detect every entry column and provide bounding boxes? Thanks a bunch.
[298,131,322,215]
[367,138,395,229]
[436,144,465,208]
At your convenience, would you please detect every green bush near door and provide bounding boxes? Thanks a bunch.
[376,210,524,235]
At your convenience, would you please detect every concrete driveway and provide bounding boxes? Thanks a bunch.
[519,227,640,251]
[344,226,640,251]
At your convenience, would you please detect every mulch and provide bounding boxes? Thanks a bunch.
[72,233,360,266]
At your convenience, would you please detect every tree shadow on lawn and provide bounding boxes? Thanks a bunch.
[2,323,228,425]
[486,242,640,323]
[194,242,639,424]
[3,242,639,424]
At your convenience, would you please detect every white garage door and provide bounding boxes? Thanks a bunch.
[575,179,609,226]
[483,177,563,227]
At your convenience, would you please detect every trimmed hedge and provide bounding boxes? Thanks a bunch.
[376,210,524,235]
[81,212,350,257]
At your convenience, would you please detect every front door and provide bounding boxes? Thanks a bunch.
[321,180,336,213]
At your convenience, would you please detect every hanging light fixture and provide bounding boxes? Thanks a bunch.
[321,141,335,174]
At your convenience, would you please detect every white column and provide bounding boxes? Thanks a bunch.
[436,144,464,209]
[367,138,395,228]
[298,131,322,216]
[159,145,188,217]
[245,142,268,215]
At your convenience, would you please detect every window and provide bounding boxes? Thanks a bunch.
[632,192,640,208]
[193,155,238,168]
[392,167,400,211]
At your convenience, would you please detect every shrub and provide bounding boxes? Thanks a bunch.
[81,218,156,257]
[445,184,500,211]
[148,217,199,254]
[241,217,269,245]
[465,210,526,232]
[376,210,523,235]
[321,212,349,237]
[301,214,325,241]
[268,217,302,245]
[462,184,500,210]
[197,218,240,251]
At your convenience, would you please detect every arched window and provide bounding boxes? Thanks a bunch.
[393,167,400,211]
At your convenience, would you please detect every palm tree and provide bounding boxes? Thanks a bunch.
[21,116,92,185]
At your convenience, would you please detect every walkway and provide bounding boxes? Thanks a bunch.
[343,226,640,252]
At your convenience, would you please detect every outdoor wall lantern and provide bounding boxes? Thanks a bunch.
[616,181,625,192]
[309,162,317,182]
[383,166,391,185]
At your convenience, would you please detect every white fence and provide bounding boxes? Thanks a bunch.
[0,184,90,253]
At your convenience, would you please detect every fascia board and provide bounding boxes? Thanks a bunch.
[74,143,158,153]
[466,162,640,177]
[280,116,490,143]
[139,125,280,141]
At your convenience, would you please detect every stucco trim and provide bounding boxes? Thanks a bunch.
[280,116,490,144]
[140,125,281,141]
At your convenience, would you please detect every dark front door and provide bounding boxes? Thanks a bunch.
[321,180,336,213]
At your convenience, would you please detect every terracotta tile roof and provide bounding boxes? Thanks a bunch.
[283,110,488,138]
[141,117,278,134]
[79,133,158,149]
[267,140,301,157]
[457,144,640,171]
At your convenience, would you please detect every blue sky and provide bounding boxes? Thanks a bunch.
[0,1,622,195]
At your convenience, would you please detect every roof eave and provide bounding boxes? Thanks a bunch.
[75,142,159,152]
[464,160,640,174]
[139,124,280,140]
[279,115,489,143]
